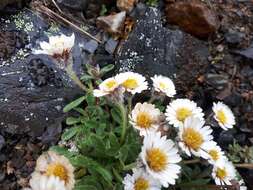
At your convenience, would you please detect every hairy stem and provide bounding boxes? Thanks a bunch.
[66,65,87,92]
[118,103,128,144]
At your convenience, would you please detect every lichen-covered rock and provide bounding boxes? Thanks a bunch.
[116,7,209,77]
[0,10,94,137]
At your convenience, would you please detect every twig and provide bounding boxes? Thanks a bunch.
[32,3,102,43]
[182,159,201,164]
[51,0,64,14]
[234,163,253,169]
[183,159,253,170]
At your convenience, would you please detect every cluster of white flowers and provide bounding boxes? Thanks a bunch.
[94,72,243,189]
[27,151,75,190]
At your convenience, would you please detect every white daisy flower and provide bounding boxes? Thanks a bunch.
[178,116,213,157]
[212,161,236,185]
[201,141,226,164]
[33,151,75,190]
[130,102,161,136]
[123,168,161,190]
[165,99,204,127]
[116,72,148,94]
[93,77,120,97]
[34,33,75,61]
[212,102,235,130]
[30,174,66,190]
[151,75,176,97]
[141,132,181,188]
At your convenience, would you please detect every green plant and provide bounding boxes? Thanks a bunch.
[146,0,159,7]
[227,140,253,163]
[52,65,141,189]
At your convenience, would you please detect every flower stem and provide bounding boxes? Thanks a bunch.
[66,65,87,92]
[118,103,128,144]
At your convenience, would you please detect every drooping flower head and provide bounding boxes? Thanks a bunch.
[141,132,181,188]
[212,160,236,185]
[33,151,75,190]
[116,72,148,94]
[212,102,235,130]
[123,168,161,190]
[165,99,204,127]
[178,116,213,157]
[202,141,226,164]
[34,33,75,62]
[151,75,176,97]
[30,174,66,190]
[130,102,161,136]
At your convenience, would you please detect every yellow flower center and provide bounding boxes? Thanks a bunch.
[182,127,204,151]
[105,80,117,90]
[46,163,68,183]
[136,112,152,129]
[217,110,227,125]
[159,82,167,90]
[209,150,219,161]
[146,148,167,172]
[122,78,138,89]
[134,177,149,190]
[176,108,192,122]
[216,168,227,180]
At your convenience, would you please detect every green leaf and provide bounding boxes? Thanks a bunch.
[62,127,79,141]
[100,64,114,76]
[111,107,122,124]
[73,156,113,184]
[80,74,94,82]
[86,93,96,106]
[75,185,97,190]
[66,117,81,125]
[63,96,85,113]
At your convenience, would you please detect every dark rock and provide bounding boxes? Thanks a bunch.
[0,31,16,59]
[218,130,235,148]
[0,135,5,151]
[0,0,23,11]
[206,73,229,90]
[235,43,253,61]
[225,30,245,46]
[116,8,209,77]
[0,10,93,137]
[57,0,89,11]
[165,1,220,39]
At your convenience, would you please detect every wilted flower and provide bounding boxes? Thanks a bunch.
[123,168,161,190]
[178,116,213,157]
[116,72,148,94]
[212,161,236,185]
[30,174,66,190]
[141,132,181,188]
[202,141,226,164]
[32,151,75,190]
[34,33,75,62]
[165,99,204,127]
[151,75,176,97]
[130,102,161,136]
[212,102,235,130]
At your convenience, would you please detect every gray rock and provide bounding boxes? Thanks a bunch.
[105,38,118,54]
[225,30,245,46]
[82,40,98,54]
[116,8,209,77]
[235,43,253,61]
